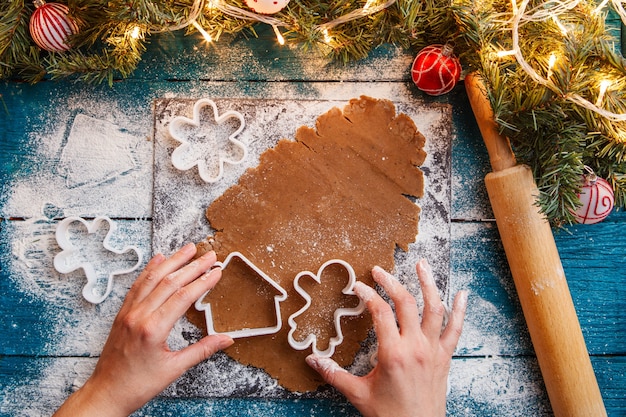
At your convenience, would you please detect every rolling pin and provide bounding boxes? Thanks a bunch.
[465,73,607,417]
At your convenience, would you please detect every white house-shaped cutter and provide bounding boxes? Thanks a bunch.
[195,251,288,338]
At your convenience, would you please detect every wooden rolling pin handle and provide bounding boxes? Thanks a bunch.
[465,73,517,172]
[465,73,607,417]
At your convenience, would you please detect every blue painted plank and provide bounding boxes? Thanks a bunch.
[451,221,533,357]
[1,79,436,219]
[0,219,151,357]
[555,216,626,355]
[2,355,624,416]
[2,215,622,358]
[451,216,626,357]
[448,86,494,221]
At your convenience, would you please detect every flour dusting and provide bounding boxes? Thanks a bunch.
[1,91,153,219]
[152,97,453,397]
[0,78,547,414]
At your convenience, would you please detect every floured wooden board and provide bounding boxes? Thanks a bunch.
[152,97,452,398]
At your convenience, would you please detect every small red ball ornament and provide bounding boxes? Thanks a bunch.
[570,167,615,224]
[411,43,461,96]
[29,0,79,52]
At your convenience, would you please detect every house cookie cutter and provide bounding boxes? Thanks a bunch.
[195,251,288,338]
[53,216,142,304]
[168,98,247,183]
[287,259,365,358]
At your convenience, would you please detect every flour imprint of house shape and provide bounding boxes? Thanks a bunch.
[195,251,288,338]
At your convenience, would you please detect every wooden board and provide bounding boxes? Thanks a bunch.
[152,97,452,397]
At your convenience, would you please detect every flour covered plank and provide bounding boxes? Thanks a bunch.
[192,96,426,392]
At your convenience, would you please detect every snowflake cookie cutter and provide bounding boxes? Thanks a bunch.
[287,259,366,358]
[195,251,288,338]
[53,216,142,304]
[168,98,247,183]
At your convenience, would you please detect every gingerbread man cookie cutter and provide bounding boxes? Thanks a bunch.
[287,259,366,358]
[195,251,288,338]
[53,216,142,304]
[168,98,247,183]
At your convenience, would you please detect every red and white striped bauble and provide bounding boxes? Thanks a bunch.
[411,43,461,96]
[570,169,615,224]
[29,0,79,52]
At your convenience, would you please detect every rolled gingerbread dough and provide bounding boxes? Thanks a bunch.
[188,96,426,392]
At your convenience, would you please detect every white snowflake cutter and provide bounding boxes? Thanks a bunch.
[195,251,288,338]
[54,216,142,304]
[287,259,366,358]
[168,99,247,183]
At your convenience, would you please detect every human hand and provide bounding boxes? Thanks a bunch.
[53,243,234,417]
[306,259,467,417]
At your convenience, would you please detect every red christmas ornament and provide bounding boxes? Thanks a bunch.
[411,43,461,96]
[570,167,615,224]
[29,0,79,52]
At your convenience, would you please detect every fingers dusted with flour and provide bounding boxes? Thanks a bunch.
[416,259,448,341]
[371,265,421,338]
[306,260,468,417]
[53,244,234,417]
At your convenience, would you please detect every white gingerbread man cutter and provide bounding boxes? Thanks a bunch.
[287,259,365,358]
[54,216,142,304]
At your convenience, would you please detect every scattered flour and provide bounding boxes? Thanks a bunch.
[1,91,153,219]
[151,96,453,398]
[0,69,546,414]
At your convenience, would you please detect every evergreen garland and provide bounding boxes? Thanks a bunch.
[0,0,624,225]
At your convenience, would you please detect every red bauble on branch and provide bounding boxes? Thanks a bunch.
[411,43,461,96]
[29,0,79,52]
[569,167,615,224]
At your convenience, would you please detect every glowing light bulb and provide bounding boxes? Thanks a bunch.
[497,50,517,58]
[130,26,141,39]
[323,29,333,44]
[272,25,285,45]
[548,53,557,68]
[192,20,212,43]
[596,79,612,106]
[547,53,557,79]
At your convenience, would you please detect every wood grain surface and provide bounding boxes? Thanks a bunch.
[0,24,624,416]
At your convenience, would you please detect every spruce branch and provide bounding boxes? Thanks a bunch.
[0,0,624,223]
[0,2,35,79]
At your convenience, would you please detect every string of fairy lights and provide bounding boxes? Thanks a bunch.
[494,0,626,123]
[130,0,626,128]
[133,0,397,47]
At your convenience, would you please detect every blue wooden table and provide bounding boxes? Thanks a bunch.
[1,26,625,416]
